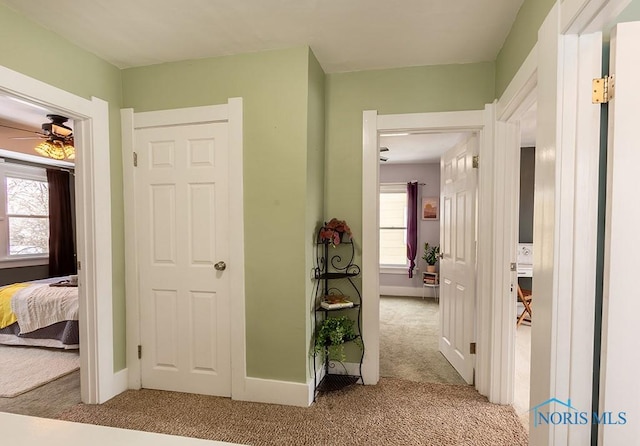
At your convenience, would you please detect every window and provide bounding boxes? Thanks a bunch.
[379,184,407,266]
[0,163,49,264]
[7,176,49,255]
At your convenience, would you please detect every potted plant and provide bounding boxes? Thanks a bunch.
[319,218,352,247]
[313,316,361,362]
[422,242,440,272]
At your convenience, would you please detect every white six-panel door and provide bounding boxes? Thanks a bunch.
[136,121,231,396]
[439,134,477,384]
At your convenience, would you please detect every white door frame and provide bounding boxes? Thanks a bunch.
[496,1,629,445]
[121,99,247,399]
[0,65,118,403]
[362,110,486,387]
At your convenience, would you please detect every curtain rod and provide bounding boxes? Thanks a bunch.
[381,182,426,186]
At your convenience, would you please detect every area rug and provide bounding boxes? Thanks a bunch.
[0,345,79,397]
[58,378,528,446]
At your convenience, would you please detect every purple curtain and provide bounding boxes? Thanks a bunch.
[47,169,76,277]
[406,181,418,278]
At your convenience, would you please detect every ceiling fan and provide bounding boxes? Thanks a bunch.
[3,114,73,142]
[380,146,389,162]
[1,114,75,160]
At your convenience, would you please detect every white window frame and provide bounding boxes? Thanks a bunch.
[379,183,409,272]
[0,161,49,268]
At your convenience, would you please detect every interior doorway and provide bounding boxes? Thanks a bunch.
[361,109,486,388]
[377,131,469,385]
[0,64,117,405]
[512,101,536,430]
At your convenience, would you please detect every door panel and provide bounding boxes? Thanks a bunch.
[136,122,231,397]
[599,21,640,445]
[439,134,477,384]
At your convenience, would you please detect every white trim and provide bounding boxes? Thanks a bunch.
[496,45,538,122]
[362,110,485,395]
[362,110,380,386]
[379,266,412,275]
[133,105,229,128]
[487,119,520,405]
[377,110,484,131]
[227,97,248,402]
[474,104,496,398]
[122,99,247,401]
[0,258,47,268]
[0,149,75,168]
[121,108,140,390]
[562,0,632,34]
[0,64,115,405]
[238,377,311,407]
[598,20,640,446]
[379,286,423,297]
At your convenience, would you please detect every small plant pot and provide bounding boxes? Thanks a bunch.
[426,265,437,273]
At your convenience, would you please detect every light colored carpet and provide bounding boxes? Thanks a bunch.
[380,295,466,385]
[0,345,79,398]
[59,377,527,446]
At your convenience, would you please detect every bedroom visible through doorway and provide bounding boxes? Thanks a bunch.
[377,130,472,386]
[0,93,81,417]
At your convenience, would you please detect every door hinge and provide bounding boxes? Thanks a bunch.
[592,75,615,104]
[77,261,81,270]
[510,262,517,272]
[137,345,142,359]
[472,155,479,169]
[470,342,476,355]
[133,152,138,167]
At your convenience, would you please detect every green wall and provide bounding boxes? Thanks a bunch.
[324,63,495,251]
[0,4,127,370]
[305,51,326,378]
[495,0,556,97]
[123,47,320,383]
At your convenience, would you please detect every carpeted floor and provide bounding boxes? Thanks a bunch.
[0,345,79,398]
[380,295,466,385]
[59,377,527,446]
[0,370,80,418]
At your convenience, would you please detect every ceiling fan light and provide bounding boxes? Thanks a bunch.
[63,143,75,160]
[34,140,54,158]
[49,140,66,160]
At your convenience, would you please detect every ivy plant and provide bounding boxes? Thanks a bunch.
[313,316,361,362]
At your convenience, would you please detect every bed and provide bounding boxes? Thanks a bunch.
[0,277,79,349]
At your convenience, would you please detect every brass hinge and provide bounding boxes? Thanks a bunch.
[137,345,142,359]
[592,75,615,104]
[77,261,81,270]
[133,152,138,167]
[470,342,476,354]
[472,155,479,169]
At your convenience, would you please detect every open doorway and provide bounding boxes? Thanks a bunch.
[377,131,474,386]
[0,64,118,406]
[513,101,536,430]
[0,93,81,417]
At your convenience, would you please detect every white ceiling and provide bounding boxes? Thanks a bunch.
[0,0,524,72]
[379,132,471,164]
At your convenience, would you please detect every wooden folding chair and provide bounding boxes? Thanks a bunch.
[517,284,532,327]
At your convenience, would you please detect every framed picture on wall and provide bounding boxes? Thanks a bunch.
[421,197,439,221]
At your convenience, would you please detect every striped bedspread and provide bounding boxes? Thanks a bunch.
[0,283,78,334]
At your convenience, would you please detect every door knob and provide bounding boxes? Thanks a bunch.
[438,253,444,259]
[214,261,227,271]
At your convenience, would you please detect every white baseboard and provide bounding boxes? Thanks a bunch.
[379,286,423,297]
[237,377,312,407]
